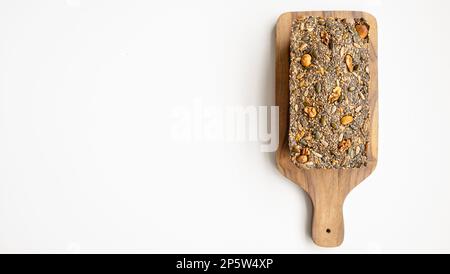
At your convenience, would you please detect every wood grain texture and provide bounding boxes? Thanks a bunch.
[275,11,378,247]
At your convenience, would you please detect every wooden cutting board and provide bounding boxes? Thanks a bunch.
[275,11,378,247]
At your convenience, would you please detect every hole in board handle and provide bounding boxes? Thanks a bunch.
[326,228,331,233]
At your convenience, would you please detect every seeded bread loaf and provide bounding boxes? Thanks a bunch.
[288,16,370,169]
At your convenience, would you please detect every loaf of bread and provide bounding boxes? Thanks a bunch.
[288,16,370,169]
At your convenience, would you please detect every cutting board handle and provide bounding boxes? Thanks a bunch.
[310,183,345,247]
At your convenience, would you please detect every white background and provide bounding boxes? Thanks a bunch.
[1,0,450,253]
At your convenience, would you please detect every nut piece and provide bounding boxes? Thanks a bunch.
[297,155,308,164]
[301,54,312,67]
[304,106,317,118]
[345,54,354,72]
[295,130,305,142]
[298,42,308,51]
[329,86,342,103]
[355,24,368,39]
[341,115,354,125]
[301,147,310,156]
[320,31,330,46]
[338,139,352,152]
